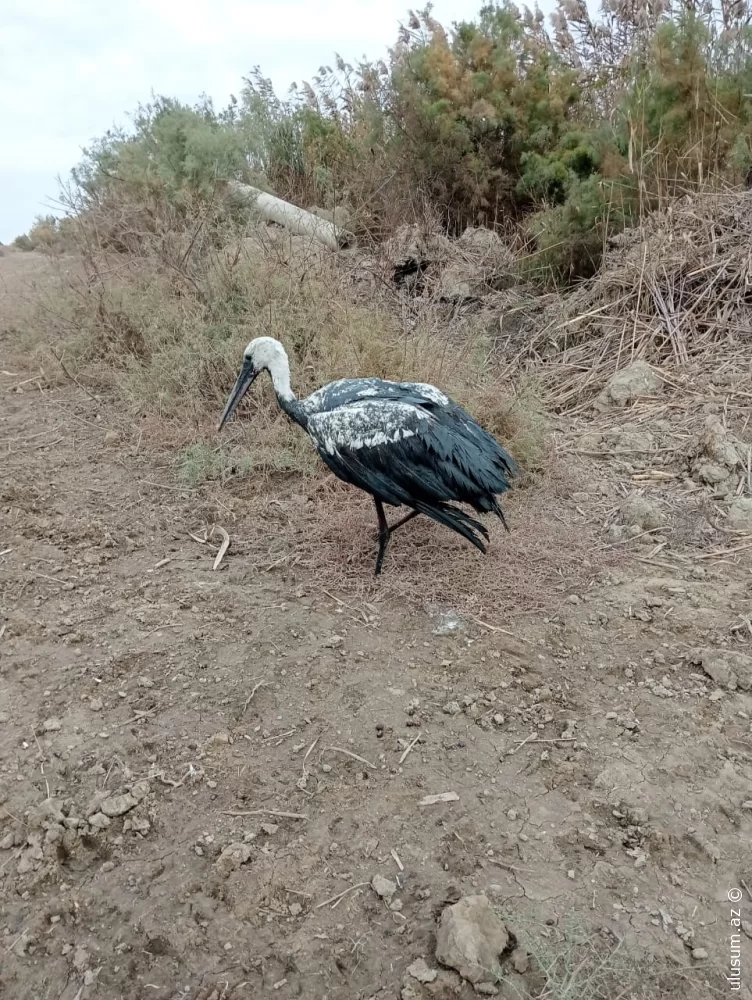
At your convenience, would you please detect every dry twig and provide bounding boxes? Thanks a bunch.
[398,733,422,764]
[315,882,371,909]
[211,525,230,570]
[222,808,308,820]
[325,746,377,769]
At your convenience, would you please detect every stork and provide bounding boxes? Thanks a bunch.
[218,337,518,574]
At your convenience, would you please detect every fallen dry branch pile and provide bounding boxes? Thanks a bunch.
[512,192,752,412]
[358,223,517,303]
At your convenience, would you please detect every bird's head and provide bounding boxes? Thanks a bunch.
[217,337,289,431]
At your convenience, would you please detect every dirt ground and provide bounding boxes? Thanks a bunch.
[2,251,752,999]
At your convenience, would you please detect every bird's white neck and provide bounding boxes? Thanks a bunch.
[267,354,295,403]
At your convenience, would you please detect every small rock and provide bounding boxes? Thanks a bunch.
[691,948,708,960]
[215,842,253,877]
[596,360,663,409]
[45,824,64,845]
[87,812,111,830]
[43,717,62,732]
[407,958,438,984]
[100,793,138,818]
[675,923,694,944]
[363,837,379,858]
[104,430,121,447]
[207,730,231,745]
[694,648,752,691]
[419,792,459,806]
[89,697,103,712]
[727,497,752,531]
[696,461,729,486]
[694,417,745,475]
[510,946,528,974]
[289,902,303,917]
[72,946,89,970]
[435,894,509,985]
[619,496,664,531]
[137,676,154,688]
[372,874,397,900]
[434,611,465,635]
[126,815,151,836]
[473,984,498,996]
[17,852,38,874]
[443,701,462,716]
[28,797,65,827]
[260,822,279,836]
[130,779,151,801]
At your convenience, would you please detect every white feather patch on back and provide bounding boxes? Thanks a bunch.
[400,382,449,406]
[300,377,449,416]
[301,378,361,412]
[308,400,430,455]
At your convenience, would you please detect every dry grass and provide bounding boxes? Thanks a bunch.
[9,209,552,622]
[17,212,547,487]
[498,912,727,1000]
[201,459,619,621]
[504,191,752,413]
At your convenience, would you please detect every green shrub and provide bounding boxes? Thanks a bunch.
[60,1,752,282]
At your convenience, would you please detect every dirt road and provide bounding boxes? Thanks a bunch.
[1,252,750,999]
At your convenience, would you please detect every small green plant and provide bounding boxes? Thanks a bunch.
[178,443,226,485]
[496,912,703,1000]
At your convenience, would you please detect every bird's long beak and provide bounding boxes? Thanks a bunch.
[217,360,258,431]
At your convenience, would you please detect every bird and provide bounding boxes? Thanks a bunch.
[218,336,518,575]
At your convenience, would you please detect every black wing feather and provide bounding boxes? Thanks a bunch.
[310,394,517,550]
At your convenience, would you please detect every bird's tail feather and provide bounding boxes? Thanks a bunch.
[489,497,510,533]
[415,501,488,553]
[448,505,490,541]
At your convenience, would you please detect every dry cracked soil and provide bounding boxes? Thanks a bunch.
[1,251,752,999]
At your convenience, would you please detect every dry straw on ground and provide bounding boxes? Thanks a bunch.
[212,467,620,621]
[506,191,752,411]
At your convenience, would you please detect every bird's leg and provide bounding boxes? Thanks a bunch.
[388,509,420,533]
[373,498,391,576]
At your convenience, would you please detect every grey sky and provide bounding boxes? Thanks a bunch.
[1,0,555,243]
